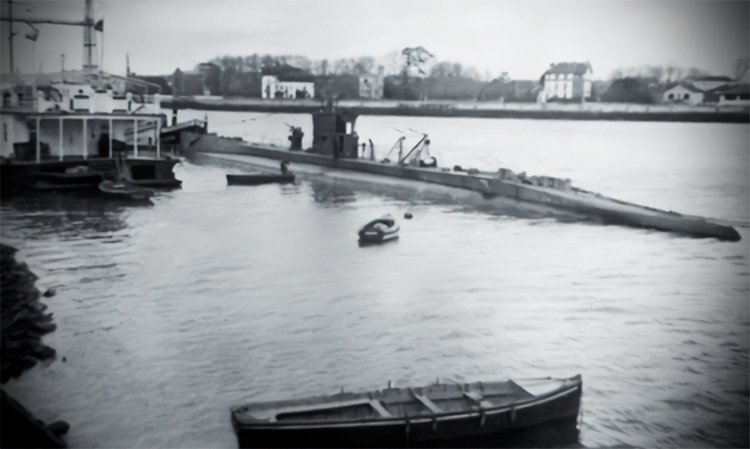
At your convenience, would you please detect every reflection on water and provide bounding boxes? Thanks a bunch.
[310,181,357,205]
[1,193,139,239]
[1,116,748,449]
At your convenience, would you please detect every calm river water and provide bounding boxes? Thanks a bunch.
[1,113,748,448]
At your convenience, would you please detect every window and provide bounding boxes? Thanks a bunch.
[668,94,674,99]
[684,94,690,99]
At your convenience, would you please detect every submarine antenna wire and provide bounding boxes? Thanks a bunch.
[211,118,258,129]
[381,136,406,162]
[211,113,275,129]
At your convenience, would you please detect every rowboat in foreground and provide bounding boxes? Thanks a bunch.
[230,375,582,448]
[226,173,295,186]
[358,214,400,244]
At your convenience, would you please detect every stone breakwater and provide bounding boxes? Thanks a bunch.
[1,244,57,382]
[1,243,69,448]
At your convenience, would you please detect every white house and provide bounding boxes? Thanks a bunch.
[663,84,704,105]
[717,85,750,107]
[691,76,734,91]
[261,75,314,99]
[540,62,592,102]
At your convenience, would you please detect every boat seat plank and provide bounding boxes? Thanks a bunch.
[410,390,442,414]
[413,389,512,403]
[259,398,393,421]
[368,400,393,418]
[463,391,497,409]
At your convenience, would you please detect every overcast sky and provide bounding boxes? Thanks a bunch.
[1,0,748,80]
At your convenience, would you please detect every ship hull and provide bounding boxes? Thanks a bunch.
[1,158,181,198]
[232,377,582,448]
[180,132,741,241]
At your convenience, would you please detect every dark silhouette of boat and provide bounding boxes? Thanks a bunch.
[358,214,399,243]
[230,375,582,448]
[226,173,295,186]
[29,169,104,191]
[227,160,295,186]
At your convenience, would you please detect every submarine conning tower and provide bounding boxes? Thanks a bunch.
[308,101,360,159]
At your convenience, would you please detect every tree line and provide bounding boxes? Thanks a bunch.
[155,51,748,103]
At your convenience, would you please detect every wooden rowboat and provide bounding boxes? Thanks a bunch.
[226,173,295,186]
[230,375,582,448]
[358,214,399,244]
[98,180,154,201]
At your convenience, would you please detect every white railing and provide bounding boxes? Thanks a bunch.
[5,89,163,115]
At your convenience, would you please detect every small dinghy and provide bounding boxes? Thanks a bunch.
[98,180,154,201]
[358,214,399,244]
[230,375,582,448]
[226,173,295,186]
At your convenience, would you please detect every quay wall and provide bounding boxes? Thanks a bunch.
[161,96,750,123]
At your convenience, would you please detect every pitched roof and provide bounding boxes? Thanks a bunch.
[692,76,733,82]
[545,62,592,76]
[715,84,750,95]
[262,63,315,82]
[665,83,703,93]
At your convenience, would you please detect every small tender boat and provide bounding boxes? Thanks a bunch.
[31,168,104,191]
[358,214,399,243]
[230,375,582,448]
[98,180,154,201]
[226,173,295,186]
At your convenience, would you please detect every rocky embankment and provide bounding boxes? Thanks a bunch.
[1,243,69,448]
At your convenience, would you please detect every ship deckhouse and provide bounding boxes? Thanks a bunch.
[1,81,166,163]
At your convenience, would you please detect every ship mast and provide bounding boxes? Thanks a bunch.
[7,0,14,73]
[82,0,97,71]
[1,0,99,73]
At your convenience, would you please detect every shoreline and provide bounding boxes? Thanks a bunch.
[1,244,69,448]
[161,96,750,123]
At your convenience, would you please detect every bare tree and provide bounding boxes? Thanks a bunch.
[608,68,624,80]
[665,66,677,83]
[260,55,275,69]
[401,46,434,77]
[429,61,452,78]
[451,63,463,78]
[354,56,374,75]
[644,65,664,83]
[464,66,480,80]
[687,67,707,79]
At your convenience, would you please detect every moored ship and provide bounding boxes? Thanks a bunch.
[1,82,182,197]
[0,0,181,198]
[179,104,741,242]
